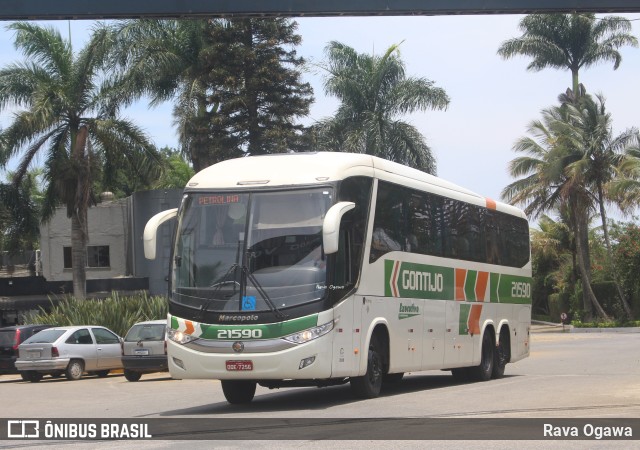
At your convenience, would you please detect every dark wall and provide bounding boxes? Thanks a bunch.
[0,276,148,297]
[129,189,182,296]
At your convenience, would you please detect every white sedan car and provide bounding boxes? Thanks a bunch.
[15,326,123,382]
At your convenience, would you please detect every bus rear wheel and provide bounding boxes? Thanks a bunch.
[469,332,494,381]
[350,337,383,399]
[221,380,257,404]
[492,337,507,379]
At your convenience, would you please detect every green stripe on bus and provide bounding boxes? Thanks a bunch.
[198,314,319,340]
[459,303,471,334]
[465,270,477,302]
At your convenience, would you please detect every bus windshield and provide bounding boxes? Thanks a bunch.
[171,188,333,313]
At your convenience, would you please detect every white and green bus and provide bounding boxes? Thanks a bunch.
[144,152,531,404]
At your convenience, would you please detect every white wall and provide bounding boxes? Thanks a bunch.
[40,199,129,281]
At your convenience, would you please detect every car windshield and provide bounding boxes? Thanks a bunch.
[23,329,66,344]
[125,324,165,342]
[172,188,333,313]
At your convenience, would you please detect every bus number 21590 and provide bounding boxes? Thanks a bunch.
[217,329,263,339]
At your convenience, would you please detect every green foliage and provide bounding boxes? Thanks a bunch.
[548,293,571,321]
[611,220,640,317]
[24,292,168,337]
[572,319,640,328]
[153,147,194,189]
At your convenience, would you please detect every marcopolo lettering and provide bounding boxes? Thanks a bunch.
[218,315,259,322]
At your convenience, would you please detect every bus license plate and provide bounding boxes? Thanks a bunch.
[226,360,253,371]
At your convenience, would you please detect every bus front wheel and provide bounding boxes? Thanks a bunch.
[221,380,257,404]
[350,337,383,399]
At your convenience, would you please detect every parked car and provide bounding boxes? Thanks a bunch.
[0,324,53,379]
[121,319,168,382]
[15,326,123,382]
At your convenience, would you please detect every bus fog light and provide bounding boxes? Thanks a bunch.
[172,357,185,370]
[299,356,316,369]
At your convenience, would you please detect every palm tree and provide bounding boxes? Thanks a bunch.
[561,93,638,319]
[316,41,449,174]
[0,23,161,299]
[109,19,217,172]
[609,136,640,210]
[497,13,638,96]
[502,104,609,319]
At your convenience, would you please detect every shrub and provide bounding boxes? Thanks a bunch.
[25,291,168,337]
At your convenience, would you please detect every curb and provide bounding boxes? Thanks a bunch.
[532,320,640,333]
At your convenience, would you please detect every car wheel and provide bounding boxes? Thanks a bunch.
[20,371,33,381]
[221,380,257,404]
[65,360,84,381]
[21,371,42,382]
[124,370,142,382]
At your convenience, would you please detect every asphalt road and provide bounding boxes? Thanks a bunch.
[1,327,639,448]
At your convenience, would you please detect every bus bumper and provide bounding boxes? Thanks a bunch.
[167,335,333,380]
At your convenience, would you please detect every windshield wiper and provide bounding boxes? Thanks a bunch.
[196,264,241,321]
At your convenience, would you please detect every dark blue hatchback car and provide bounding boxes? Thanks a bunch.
[0,324,52,378]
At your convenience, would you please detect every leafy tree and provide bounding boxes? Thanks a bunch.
[610,221,640,317]
[111,18,313,171]
[153,147,194,189]
[204,19,314,157]
[0,23,161,299]
[531,215,573,315]
[0,170,42,252]
[109,19,217,172]
[498,13,638,96]
[315,41,449,174]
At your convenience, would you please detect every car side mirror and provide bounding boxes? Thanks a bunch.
[322,202,355,254]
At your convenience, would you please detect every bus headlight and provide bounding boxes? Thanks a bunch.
[167,328,198,345]
[283,321,334,344]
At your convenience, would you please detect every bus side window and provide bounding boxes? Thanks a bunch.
[370,181,404,262]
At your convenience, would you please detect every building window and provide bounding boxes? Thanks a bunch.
[63,246,111,269]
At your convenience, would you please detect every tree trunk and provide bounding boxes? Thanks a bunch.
[597,185,633,320]
[574,206,609,320]
[71,211,87,300]
[70,125,91,300]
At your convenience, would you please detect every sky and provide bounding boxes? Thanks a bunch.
[1,14,640,215]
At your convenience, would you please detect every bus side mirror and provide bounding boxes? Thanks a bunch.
[323,202,355,254]
[144,208,178,260]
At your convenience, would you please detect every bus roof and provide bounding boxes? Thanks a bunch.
[187,152,525,218]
